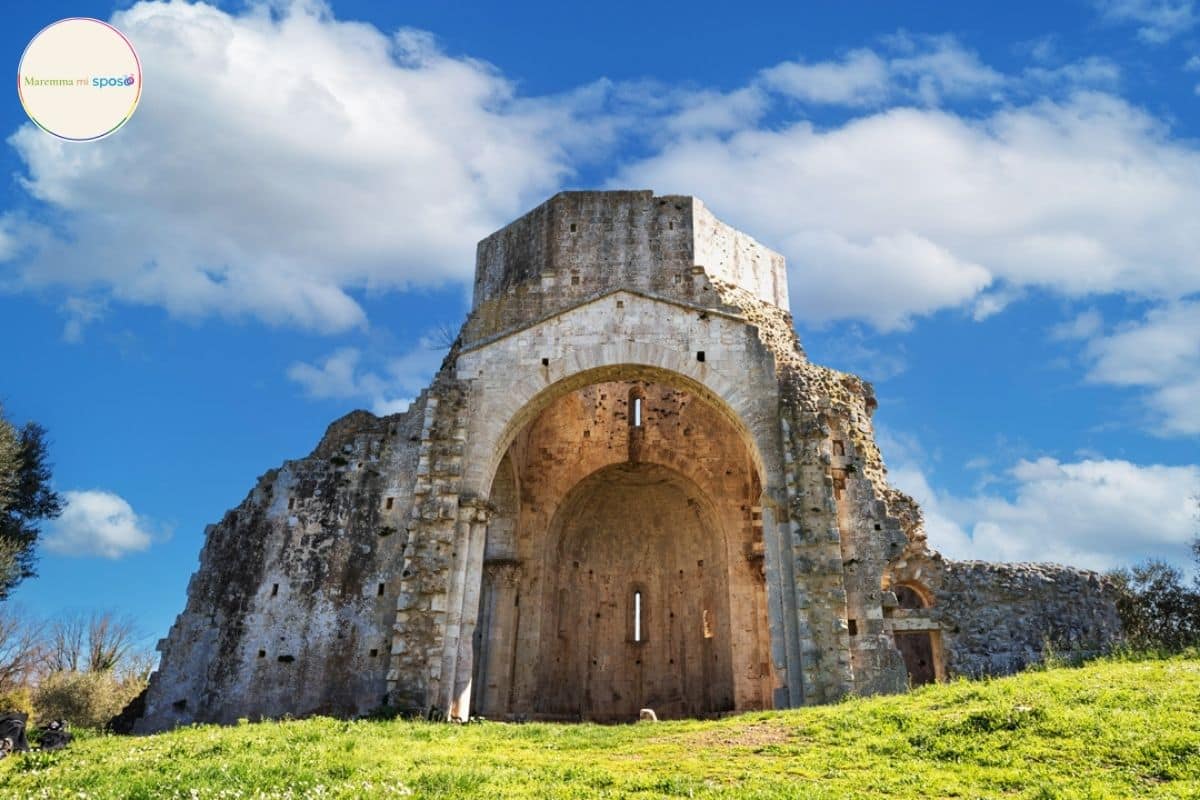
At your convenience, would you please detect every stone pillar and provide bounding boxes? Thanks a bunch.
[440,498,491,721]
[761,495,805,708]
[474,560,522,717]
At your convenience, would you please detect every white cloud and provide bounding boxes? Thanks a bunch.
[1023,57,1121,89]
[761,36,1002,108]
[59,297,108,343]
[615,92,1200,330]
[884,33,1006,104]
[45,490,160,559]
[5,6,1199,346]
[970,285,1025,322]
[287,334,447,415]
[761,49,891,106]
[662,87,769,137]
[888,451,1200,572]
[779,228,991,330]
[1094,0,1197,43]
[5,0,605,332]
[0,217,18,262]
[286,347,363,399]
[1050,308,1104,341]
[1082,300,1200,435]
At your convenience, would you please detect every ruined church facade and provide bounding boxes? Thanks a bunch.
[135,191,1120,731]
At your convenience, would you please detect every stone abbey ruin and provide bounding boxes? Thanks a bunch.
[134,191,1121,731]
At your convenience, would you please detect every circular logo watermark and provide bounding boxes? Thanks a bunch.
[17,18,141,142]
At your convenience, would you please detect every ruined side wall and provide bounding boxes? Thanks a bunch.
[703,278,913,703]
[137,407,425,732]
[924,561,1121,678]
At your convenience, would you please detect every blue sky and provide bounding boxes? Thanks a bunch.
[2,0,1198,650]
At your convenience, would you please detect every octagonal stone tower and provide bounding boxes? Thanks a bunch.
[134,191,1121,731]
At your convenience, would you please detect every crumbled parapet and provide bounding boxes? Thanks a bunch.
[706,276,919,701]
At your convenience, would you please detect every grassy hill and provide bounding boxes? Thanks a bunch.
[2,654,1198,799]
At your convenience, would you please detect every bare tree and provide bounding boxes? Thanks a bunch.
[0,605,42,693]
[87,612,138,672]
[45,613,85,673]
[45,611,140,674]
[116,649,158,683]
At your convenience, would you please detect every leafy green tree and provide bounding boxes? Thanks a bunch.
[1109,559,1200,652]
[0,404,63,600]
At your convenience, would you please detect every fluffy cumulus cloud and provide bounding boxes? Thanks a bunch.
[1081,300,1200,435]
[615,91,1200,330]
[6,2,1200,358]
[5,0,607,333]
[287,333,447,415]
[1093,0,1197,43]
[44,490,160,559]
[888,452,1199,571]
[761,35,1004,107]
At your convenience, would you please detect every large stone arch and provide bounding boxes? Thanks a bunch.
[457,339,785,504]
[446,324,806,718]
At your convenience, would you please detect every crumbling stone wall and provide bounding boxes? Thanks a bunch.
[136,406,425,731]
[137,190,1124,732]
[887,558,1121,678]
[692,275,915,702]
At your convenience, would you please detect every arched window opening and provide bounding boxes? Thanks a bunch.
[633,590,643,642]
[895,584,930,609]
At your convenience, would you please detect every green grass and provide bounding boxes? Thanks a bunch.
[3,655,1199,799]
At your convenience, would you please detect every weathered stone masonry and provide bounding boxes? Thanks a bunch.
[135,191,1121,732]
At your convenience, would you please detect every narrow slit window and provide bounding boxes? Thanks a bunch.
[633,590,643,642]
[633,397,643,427]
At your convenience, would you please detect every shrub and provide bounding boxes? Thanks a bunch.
[32,670,147,730]
[0,685,33,716]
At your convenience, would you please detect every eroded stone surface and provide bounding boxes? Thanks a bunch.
[136,191,1121,732]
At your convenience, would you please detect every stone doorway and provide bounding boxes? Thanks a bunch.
[894,632,937,687]
[535,463,734,721]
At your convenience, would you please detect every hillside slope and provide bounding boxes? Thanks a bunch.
[2,655,1198,799]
